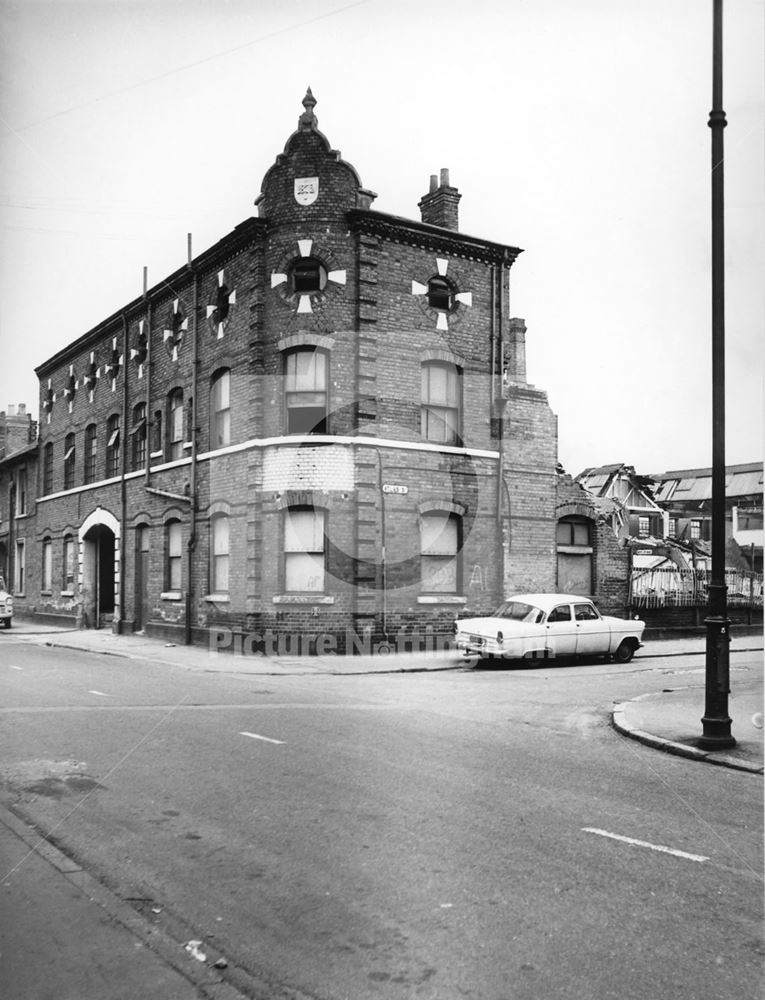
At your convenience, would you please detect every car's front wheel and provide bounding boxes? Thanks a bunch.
[613,639,636,663]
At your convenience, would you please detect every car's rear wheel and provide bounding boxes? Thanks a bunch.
[613,639,636,663]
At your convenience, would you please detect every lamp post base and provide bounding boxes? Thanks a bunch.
[698,717,736,750]
[699,613,736,750]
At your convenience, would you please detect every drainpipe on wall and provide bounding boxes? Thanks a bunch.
[116,311,129,634]
[143,267,152,488]
[495,262,507,598]
[185,235,199,647]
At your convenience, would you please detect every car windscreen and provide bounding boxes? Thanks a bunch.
[494,601,544,624]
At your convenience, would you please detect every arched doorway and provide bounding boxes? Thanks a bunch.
[79,507,120,629]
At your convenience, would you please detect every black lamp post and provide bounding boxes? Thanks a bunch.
[700,0,735,750]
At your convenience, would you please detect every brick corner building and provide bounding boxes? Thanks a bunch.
[17,90,563,652]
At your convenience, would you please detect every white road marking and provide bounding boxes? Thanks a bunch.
[88,690,110,697]
[239,731,285,745]
[9,665,22,670]
[583,827,709,863]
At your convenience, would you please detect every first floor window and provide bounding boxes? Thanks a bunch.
[131,403,147,471]
[210,369,231,449]
[285,349,327,434]
[168,390,184,460]
[166,520,182,591]
[210,514,230,593]
[84,424,97,483]
[41,538,52,591]
[43,443,54,494]
[106,414,120,477]
[421,362,460,445]
[690,520,701,540]
[16,467,28,514]
[64,433,76,490]
[420,511,459,593]
[284,507,325,592]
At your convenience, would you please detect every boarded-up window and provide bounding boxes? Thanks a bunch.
[421,511,459,593]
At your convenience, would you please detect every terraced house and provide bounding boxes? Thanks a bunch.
[17,91,562,651]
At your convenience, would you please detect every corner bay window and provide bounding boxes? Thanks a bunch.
[421,362,460,445]
[420,511,459,593]
[284,507,325,593]
[285,350,327,434]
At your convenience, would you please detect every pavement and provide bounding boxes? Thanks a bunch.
[0,618,762,999]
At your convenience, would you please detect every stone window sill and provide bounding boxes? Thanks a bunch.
[204,594,230,603]
[160,590,183,601]
[417,595,467,604]
[273,595,335,605]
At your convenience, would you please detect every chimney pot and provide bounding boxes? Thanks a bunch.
[419,169,461,231]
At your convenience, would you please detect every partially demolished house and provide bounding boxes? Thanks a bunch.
[574,461,763,622]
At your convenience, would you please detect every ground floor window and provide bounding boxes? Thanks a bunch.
[210,514,230,593]
[14,539,25,593]
[41,538,52,592]
[166,520,182,591]
[420,511,460,593]
[556,516,593,594]
[63,535,76,591]
[284,507,325,593]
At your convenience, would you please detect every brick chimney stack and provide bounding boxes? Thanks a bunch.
[0,402,36,458]
[418,168,461,231]
[504,318,528,386]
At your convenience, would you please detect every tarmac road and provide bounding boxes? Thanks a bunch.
[0,626,762,999]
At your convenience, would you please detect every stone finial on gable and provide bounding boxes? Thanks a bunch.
[299,87,318,130]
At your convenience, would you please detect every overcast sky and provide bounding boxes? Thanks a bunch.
[1,0,762,478]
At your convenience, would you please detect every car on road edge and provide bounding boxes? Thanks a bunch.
[0,576,13,629]
[454,593,645,665]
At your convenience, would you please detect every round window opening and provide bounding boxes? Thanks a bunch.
[427,276,456,312]
[289,257,328,295]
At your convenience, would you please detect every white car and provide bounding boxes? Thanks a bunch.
[454,593,645,664]
[0,576,12,629]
